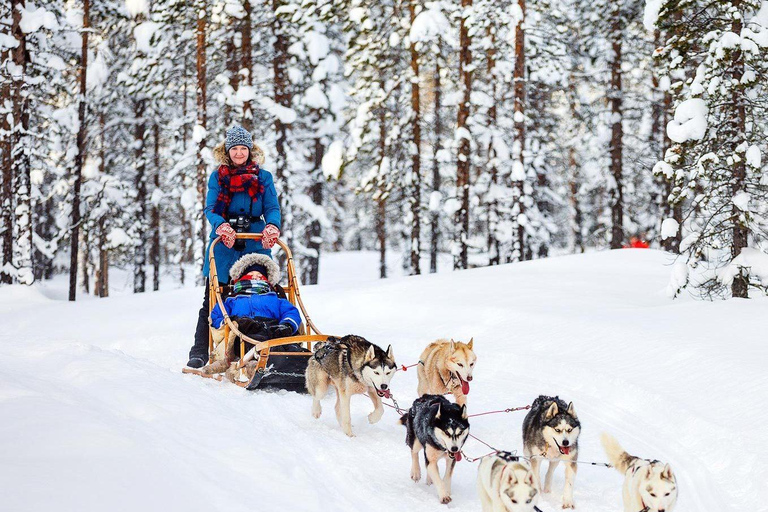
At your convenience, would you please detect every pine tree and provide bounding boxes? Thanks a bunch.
[654,0,768,298]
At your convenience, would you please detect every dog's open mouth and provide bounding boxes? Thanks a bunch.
[556,442,571,455]
[376,388,391,399]
[449,450,462,462]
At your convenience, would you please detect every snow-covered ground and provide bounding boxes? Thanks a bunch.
[0,249,764,512]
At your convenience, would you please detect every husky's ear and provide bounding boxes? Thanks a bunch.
[661,464,673,481]
[364,345,375,363]
[386,344,394,361]
[524,470,535,486]
[449,338,456,351]
[503,465,517,484]
[460,404,468,420]
[435,403,441,420]
[566,402,577,419]
[467,337,474,350]
[545,402,559,420]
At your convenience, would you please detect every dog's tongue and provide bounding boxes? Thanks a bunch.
[560,446,570,455]
[454,451,462,462]
[460,378,470,395]
[382,389,391,399]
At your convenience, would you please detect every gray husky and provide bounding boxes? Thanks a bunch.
[305,335,396,437]
[522,395,581,509]
[400,395,470,504]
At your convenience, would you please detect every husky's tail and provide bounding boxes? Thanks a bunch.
[399,410,416,447]
[601,433,636,473]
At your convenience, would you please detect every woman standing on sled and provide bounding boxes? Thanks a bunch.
[186,125,282,369]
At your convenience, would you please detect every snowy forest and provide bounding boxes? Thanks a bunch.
[1,0,768,300]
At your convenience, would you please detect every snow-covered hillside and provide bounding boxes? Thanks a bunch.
[0,250,764,512]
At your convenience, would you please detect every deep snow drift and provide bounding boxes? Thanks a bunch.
[0,250,764,512]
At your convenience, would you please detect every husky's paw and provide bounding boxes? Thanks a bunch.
[311,403,322,419]
[439,494,452,504]
[426,475,433,486]
[410,469,421,482]
[562,498,575,509]
[342,426,355,437]
[543,483,552,493]
[368,408,384,424]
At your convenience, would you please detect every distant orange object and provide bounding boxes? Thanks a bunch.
[625,237,649,249]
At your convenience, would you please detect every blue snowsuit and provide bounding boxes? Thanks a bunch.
[210,292,301,334]
[202,168,281,284]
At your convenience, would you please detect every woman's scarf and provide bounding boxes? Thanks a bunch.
[213,162,265,216]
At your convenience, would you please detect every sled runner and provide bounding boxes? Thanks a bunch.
[182,233,330,391]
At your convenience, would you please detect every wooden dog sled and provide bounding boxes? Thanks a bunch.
[182,233,331,391]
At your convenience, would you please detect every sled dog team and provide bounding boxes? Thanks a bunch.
[305,335,679,511]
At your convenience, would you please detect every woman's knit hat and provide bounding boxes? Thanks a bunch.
[225,126,254,152]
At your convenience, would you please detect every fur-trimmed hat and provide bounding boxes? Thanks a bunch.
[229,253,280,286]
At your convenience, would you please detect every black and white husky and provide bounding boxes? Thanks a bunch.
[522,395,581,509]
[400,394,470,504]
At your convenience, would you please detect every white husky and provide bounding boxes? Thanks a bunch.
[477,452,539,512]
[602,433,678,512]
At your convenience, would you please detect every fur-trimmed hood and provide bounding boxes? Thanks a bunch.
[229,253,280,285]
[213,140,266,167]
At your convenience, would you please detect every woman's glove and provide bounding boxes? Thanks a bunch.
[261,224,280,249]
[215,223,237,249]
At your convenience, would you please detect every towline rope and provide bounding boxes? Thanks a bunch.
[376,394,612,468]
[468,404,531,417]
[399,361,422,371]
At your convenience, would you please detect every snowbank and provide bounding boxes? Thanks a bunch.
[0,250,764,511]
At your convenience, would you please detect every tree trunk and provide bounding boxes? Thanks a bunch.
[0,49,12,284]
[151,123,161,291]
[95,116,108,297]
[377,199,387,279]
[11,0,32,285]
[609,12,624,249]
[241,0,253,131]
[272,0,292,246]
[195,2,208,283]
[730,9,748,298]
[430,53,441,274]
[408,1,422,275]
[67,0,88,298]
[486,29,500,266]
[454,0,472,270]
[303,138,323,285]
[512,0,526,262]
[95,216,108,298]
[133,99,147,293]
[224,32,239,123]
[566,79,584,253]
[377,106,387,279]
[80,227,90,294]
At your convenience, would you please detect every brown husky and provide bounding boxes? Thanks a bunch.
[417,338,477,406]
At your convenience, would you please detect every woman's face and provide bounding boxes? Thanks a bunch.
[229,145,249,166]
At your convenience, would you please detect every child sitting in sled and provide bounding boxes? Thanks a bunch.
[202,253,301,376]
